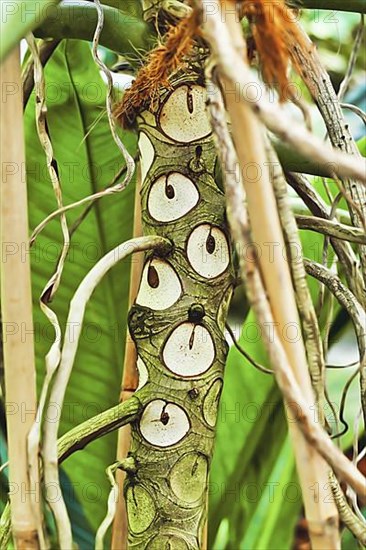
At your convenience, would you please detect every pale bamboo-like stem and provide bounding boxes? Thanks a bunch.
[204,61,366,504]
[266,141,327,425]
[0,47,40,549]
[202,4,340,546]
[291,22,366,303]
[111,174,143,550]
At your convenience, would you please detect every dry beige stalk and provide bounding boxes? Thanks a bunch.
[265,141,327,426]
[111,174,143,550]
[205,54,366,512]
[295,214,366,244]
[0,47,40,549]
[202,2,341,546]
[199,2,366,185]
[291,22,366,298]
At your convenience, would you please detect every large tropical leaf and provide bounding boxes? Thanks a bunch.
[209,210,349,548]
[24,39,137,533]
[208,311,299,549]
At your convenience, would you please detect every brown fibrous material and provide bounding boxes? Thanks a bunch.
[115,11,201,127]
[232,0,309,101]
[116,0,310,126]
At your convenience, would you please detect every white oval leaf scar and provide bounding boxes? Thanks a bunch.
[138,132,155,183]
[160,85,211,143]
[136,258,182,311]
[163,322,215,377]
[136,356,149,390]
[187,224,230,279]
[140,399,190,447]
[148,172,199,222]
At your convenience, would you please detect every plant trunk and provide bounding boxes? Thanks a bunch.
[122,50,236,548]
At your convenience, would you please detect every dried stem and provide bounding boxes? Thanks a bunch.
[295,215,366,244]
[0,45,40,550]
[26,33,70,549]
[291,22,366,302]
[329,473,366,546]
[338,15,364,102]
[304,260,366,430]
[202,4,342,545]
[265,141,327,424]
[204,54,366,505]
[22,39,61,108]
[199,2,366,183]
[287,173,365,302]
[111,173,143,550]
[96,462,123,550]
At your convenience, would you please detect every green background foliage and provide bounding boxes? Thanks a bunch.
[24,40,137,535]
[0,1,365,548]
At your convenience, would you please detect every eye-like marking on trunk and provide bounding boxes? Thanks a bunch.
[124,54,235,547]
[187,224,230,279]
[148,172,200,222]
[140,399,190,447]
[126,485,156,534]
[136,356,149,390]
[170,452,208,504]
[136,258,182,311]
[159,85,211,143]
[138,131,155,183]
[163,322,215,377]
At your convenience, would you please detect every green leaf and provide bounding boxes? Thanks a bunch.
[60,469,95,550]
[24,39,137,533]
[358,136,366,156]
[209,220,348,547]
[0,0,61,62]
[239,438,298,550]
[98,0,143,18]
[209,313,301,550]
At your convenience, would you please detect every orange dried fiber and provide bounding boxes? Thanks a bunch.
[224,0,307,100]
[115,11,201,127]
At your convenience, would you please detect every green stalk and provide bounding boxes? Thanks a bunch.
[33,1,155,62]
[0,0,61,62]
[58,396,142,463]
